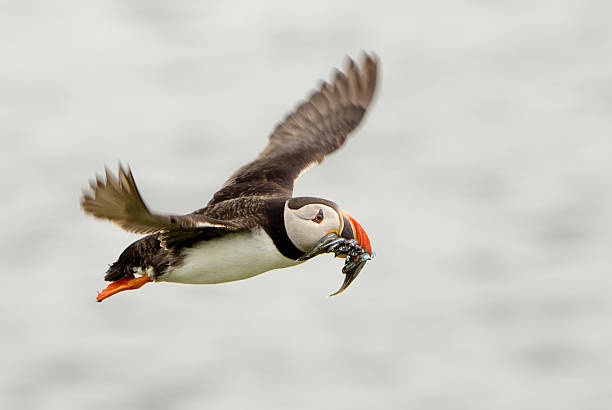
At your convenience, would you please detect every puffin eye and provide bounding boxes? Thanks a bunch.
[312,209,324,224]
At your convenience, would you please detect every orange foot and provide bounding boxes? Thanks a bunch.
[96,274,152,302]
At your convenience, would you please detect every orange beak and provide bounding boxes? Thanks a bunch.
[341,211,372,255]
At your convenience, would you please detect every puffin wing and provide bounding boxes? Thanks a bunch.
[81,164,245,235]
[207,53,379,206]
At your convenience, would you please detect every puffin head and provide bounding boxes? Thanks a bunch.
[284,197,372,256]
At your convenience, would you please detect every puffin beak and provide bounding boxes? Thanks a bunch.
[329,210,372,297]
[341,211,372,256]
[299,210,373,296]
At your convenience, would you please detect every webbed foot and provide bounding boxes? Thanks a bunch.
[96,274,152,302]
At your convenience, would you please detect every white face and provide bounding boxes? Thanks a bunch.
[284,202,343,253]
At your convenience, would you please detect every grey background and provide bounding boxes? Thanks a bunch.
[2,1,612,409]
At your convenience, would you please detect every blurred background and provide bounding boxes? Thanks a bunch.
[2,1,612,409]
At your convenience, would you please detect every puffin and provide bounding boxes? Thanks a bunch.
[81,53,378,302]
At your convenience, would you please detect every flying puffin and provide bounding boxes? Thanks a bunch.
[81,53,378,302]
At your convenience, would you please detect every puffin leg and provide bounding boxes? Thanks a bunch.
[96,274,152,302]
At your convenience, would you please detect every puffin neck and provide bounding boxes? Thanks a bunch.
[264,198,305,260]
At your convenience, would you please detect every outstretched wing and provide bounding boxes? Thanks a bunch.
[81,164,246,235]
[207,53,379,206]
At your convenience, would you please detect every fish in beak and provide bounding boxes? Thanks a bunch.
[340,211,372,256]
[297,210,373,296]
[328,210,373,296]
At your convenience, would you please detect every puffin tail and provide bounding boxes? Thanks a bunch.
[96,235,164,303]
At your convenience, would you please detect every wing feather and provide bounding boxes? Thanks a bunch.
[207,52,379,207]
[81,164,245,234]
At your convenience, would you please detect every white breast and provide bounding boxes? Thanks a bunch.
[159,228,301,284]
